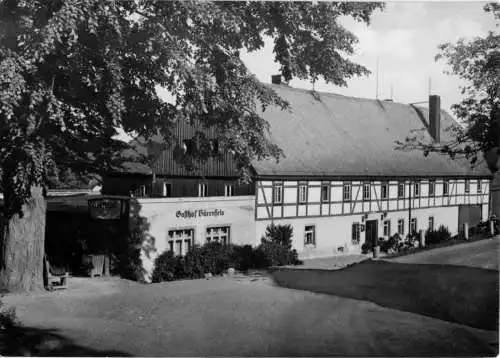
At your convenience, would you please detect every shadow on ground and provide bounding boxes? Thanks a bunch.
[0,325,131,357]
[270,260,499,331]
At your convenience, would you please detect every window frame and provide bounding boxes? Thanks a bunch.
[464,179,470,194]
[410,217,417,233]
[167,228,195,256]
[398,182,405,198]
[362,182,371,201]
[381,182,389,200]
[397,219,405,236]
[272,182,283,204]
[298,182,308,204]
[304,225,316,246]
[162,182,172,197]
[414,181,420,197]
[198,182,208,197]
[343,183,352,202]
[351,222,361,245]
[224,183,235,197]
[428,180,435,197]
[443,180,449,196]
[321,183,330,202]
[383,219,391,237]
[205,226,231,246]
[428,216,435,231]
[477,180,482,194]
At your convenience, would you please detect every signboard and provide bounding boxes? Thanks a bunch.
[88,198,124,220]
[176,209,224,219]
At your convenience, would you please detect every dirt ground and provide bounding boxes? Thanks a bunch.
[2,238,498,356]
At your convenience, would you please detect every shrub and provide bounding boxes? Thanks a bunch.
[361,241,372,254]
[199,242,234,276]
[380,233,401,253]
[425,225,451,245]
[151,250,181,283]
[257,224,302,267]
[231,245,255,272]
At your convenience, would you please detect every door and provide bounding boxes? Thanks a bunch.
[365,220,378,247]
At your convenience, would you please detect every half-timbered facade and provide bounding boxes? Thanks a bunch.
[110,79,492,265]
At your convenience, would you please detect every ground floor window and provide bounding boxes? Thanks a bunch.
[428,216,434,231]
[304,225,316,246]
[410,218,417,233]
[206,226,230,245]
[352,223,361,245]
[167,229,194,256]
[383,220,391,236]
[398,219,405,236]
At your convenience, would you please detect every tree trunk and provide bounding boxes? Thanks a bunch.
[0,186,46,292]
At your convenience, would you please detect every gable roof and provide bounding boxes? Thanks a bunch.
[252,84,491,179]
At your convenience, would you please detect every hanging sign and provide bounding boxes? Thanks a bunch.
[88,198,123,220]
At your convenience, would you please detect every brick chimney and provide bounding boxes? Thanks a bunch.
[429,95,441,142]
[271,75,282,85]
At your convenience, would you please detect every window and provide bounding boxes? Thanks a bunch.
[209,139,219,155]
[477,181,482,194]
[182,139,195,154]
[198,183,208,197]
[429,180,435,197]
[298,183,308,203]
[167,229,194,256]
[363,183,371,200]
[138,185,147,198]
[343,183,352,202]
[383,220,391,236]
[410,218,417,233]
[162,183,172,197]
[398,219,405,235]
[428,217,434,231]
[224,184,234,197]
[206,226,230,245]
[443,180,449,196]
[321,183,330,202]
[414,181,420,197]
[381,182,389,199]
[272,182,283,204]
[464,180,470,194]
[351,223,361,245]
[304,225,316,246]
[398,182,405,198]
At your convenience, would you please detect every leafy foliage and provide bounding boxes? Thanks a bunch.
[425,225,452,246]
[396,3,499,172]
[0,1,383,213]
[257,223,301,267]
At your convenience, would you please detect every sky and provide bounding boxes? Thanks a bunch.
[241,1,497,115]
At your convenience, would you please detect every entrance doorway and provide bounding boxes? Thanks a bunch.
[365,220,378,247]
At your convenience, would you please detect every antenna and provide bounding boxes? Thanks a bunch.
[375,57,379,99]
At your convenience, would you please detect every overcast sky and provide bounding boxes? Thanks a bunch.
[241,1,497,115]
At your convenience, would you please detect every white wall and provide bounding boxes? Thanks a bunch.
[255,206,460,260]
[130,196,256,282]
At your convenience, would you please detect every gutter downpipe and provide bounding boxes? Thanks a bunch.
[408,180,412,237]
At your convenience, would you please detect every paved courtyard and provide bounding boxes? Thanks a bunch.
[2,238,498,356]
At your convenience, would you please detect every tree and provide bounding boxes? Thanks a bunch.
[398,3,499,172]
[0,0,383,291]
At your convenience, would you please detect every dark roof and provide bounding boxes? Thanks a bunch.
[252,84,491,178]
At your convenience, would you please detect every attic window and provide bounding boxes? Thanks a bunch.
[182,139,195,155]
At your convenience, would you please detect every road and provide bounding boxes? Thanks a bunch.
[389,236,499,269]
[3,238,498,356]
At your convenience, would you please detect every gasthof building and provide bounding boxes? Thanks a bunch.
[103,80,492,280]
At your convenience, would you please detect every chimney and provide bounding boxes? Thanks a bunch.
[271,74,282,85]
[429,94,441,142]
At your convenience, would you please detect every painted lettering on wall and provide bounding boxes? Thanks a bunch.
[88,198,123,220]
[176,209,225,219]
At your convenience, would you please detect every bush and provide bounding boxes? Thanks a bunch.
[151,250,181,283]
[361,241,372,254]
[380,233,401,253]
[257,224,302,267]
[425,225,451,245]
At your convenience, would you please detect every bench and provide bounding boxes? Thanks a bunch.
[44,255,69,290]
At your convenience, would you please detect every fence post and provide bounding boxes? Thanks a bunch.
[464,223,469,240]
[419,230,425,248]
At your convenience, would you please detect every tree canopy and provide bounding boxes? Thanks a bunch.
[0,0,383,213]
[398,3,499,172]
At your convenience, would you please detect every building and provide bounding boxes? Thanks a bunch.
[104,80,492,278]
